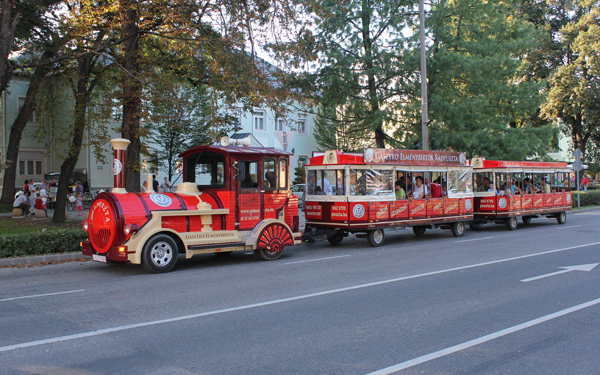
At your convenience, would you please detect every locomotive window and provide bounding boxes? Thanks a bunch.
[263,159,276,190]
[239,161,259,189]
[278,159,288,189]
[186,152,225,188]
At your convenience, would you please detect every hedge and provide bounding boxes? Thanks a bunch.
[572,190,600,207]
[0,229,87,258]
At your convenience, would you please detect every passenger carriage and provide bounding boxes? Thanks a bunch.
[470,158,572,230]
[303,148,474,246]
[81,138,302,273]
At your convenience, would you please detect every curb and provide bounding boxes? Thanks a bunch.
[0,253,90,267]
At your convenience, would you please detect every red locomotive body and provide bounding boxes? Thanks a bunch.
[303,148,474,246]
[81,138,301,272]
[471,158,572,230]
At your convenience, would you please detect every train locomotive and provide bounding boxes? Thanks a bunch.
[81,138,302,273]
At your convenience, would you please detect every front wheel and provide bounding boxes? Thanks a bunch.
[506,217,518,231]
[451,222,465,237]
[367,229,385,247]
[142,234,179,273]
[413,226,427,236]
[556,211,567,224]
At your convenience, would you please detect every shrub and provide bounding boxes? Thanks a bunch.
[572,190,600,207]
[0,229,87,258]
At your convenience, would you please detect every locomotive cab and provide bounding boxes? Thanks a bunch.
[82,139,301,273]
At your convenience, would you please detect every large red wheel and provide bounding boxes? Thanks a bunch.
[255,222,293,261]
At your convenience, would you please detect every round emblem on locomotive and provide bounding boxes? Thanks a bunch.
[113,158,122,175]
[498,197,508,209]
[464,199,472,211]
[150,193,172,207]
[364,148,374,163]
[459,153,466,165]
[353,204,365,219]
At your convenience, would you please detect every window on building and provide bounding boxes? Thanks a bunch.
[254,111,265,131]
[298,156,308,167]
[18,151,43,177]
[275,118,285,131]
[17,96,36,123]
[297,113,307,134]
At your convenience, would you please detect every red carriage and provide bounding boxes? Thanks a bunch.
[470,158,572,230]
[303,148,474,246]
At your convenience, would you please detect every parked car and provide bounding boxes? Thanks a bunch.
[290,183,305,209]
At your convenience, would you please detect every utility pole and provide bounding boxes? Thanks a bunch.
[419,0,429,151]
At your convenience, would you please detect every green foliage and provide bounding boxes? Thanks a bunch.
[313,105,374,152]
[275,0,416,148]
[292,166,305,185]
[0,229,87,258]
[423,0,550,159]
[541,1,600,159]
[573,190,600,207]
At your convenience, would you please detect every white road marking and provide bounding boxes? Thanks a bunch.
[456,236,494,243]
[573,212,600,215]
[520,263,598,283]
[2,241,600,353]
[555,225,582,230]
[283,255,351,265]
[0,289,86,302]
[365,297,600,375]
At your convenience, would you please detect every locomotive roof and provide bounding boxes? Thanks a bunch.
[180,145,293,158]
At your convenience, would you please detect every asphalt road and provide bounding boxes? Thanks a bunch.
[1,211,599,375]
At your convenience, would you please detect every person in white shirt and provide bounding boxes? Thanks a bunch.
[14,190,31,215]
[160,177,172,193]
[412,176,428,199]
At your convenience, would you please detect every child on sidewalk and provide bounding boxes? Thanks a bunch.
[76,193,83,216]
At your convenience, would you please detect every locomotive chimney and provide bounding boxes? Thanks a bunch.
[110,138,131,194]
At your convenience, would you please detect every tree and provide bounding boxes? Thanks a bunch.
[271,0,417,148]
[541,0,600,161]
[144,77,217,182]
[313,105,374,151]
[422,0,551,159]
[0,0,61,95]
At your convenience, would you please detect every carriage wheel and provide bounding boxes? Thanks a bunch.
[506,217,518,231]
[468,222,483,230]
[451,222,465,237]
[556,211,567,225]
[522,216,532,224]
[256,223,293,261]
[367,229,385,247]
[413,226,427,236]
[327,231,345,245]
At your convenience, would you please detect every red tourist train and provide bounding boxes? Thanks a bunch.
[470,158,572,230]
[303,148,474,246]
[81,138,302,272]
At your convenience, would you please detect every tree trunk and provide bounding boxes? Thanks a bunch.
[1,50,53,204]
[0,0,20,95]
[120,0,142,193]
[52,58,93,222]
